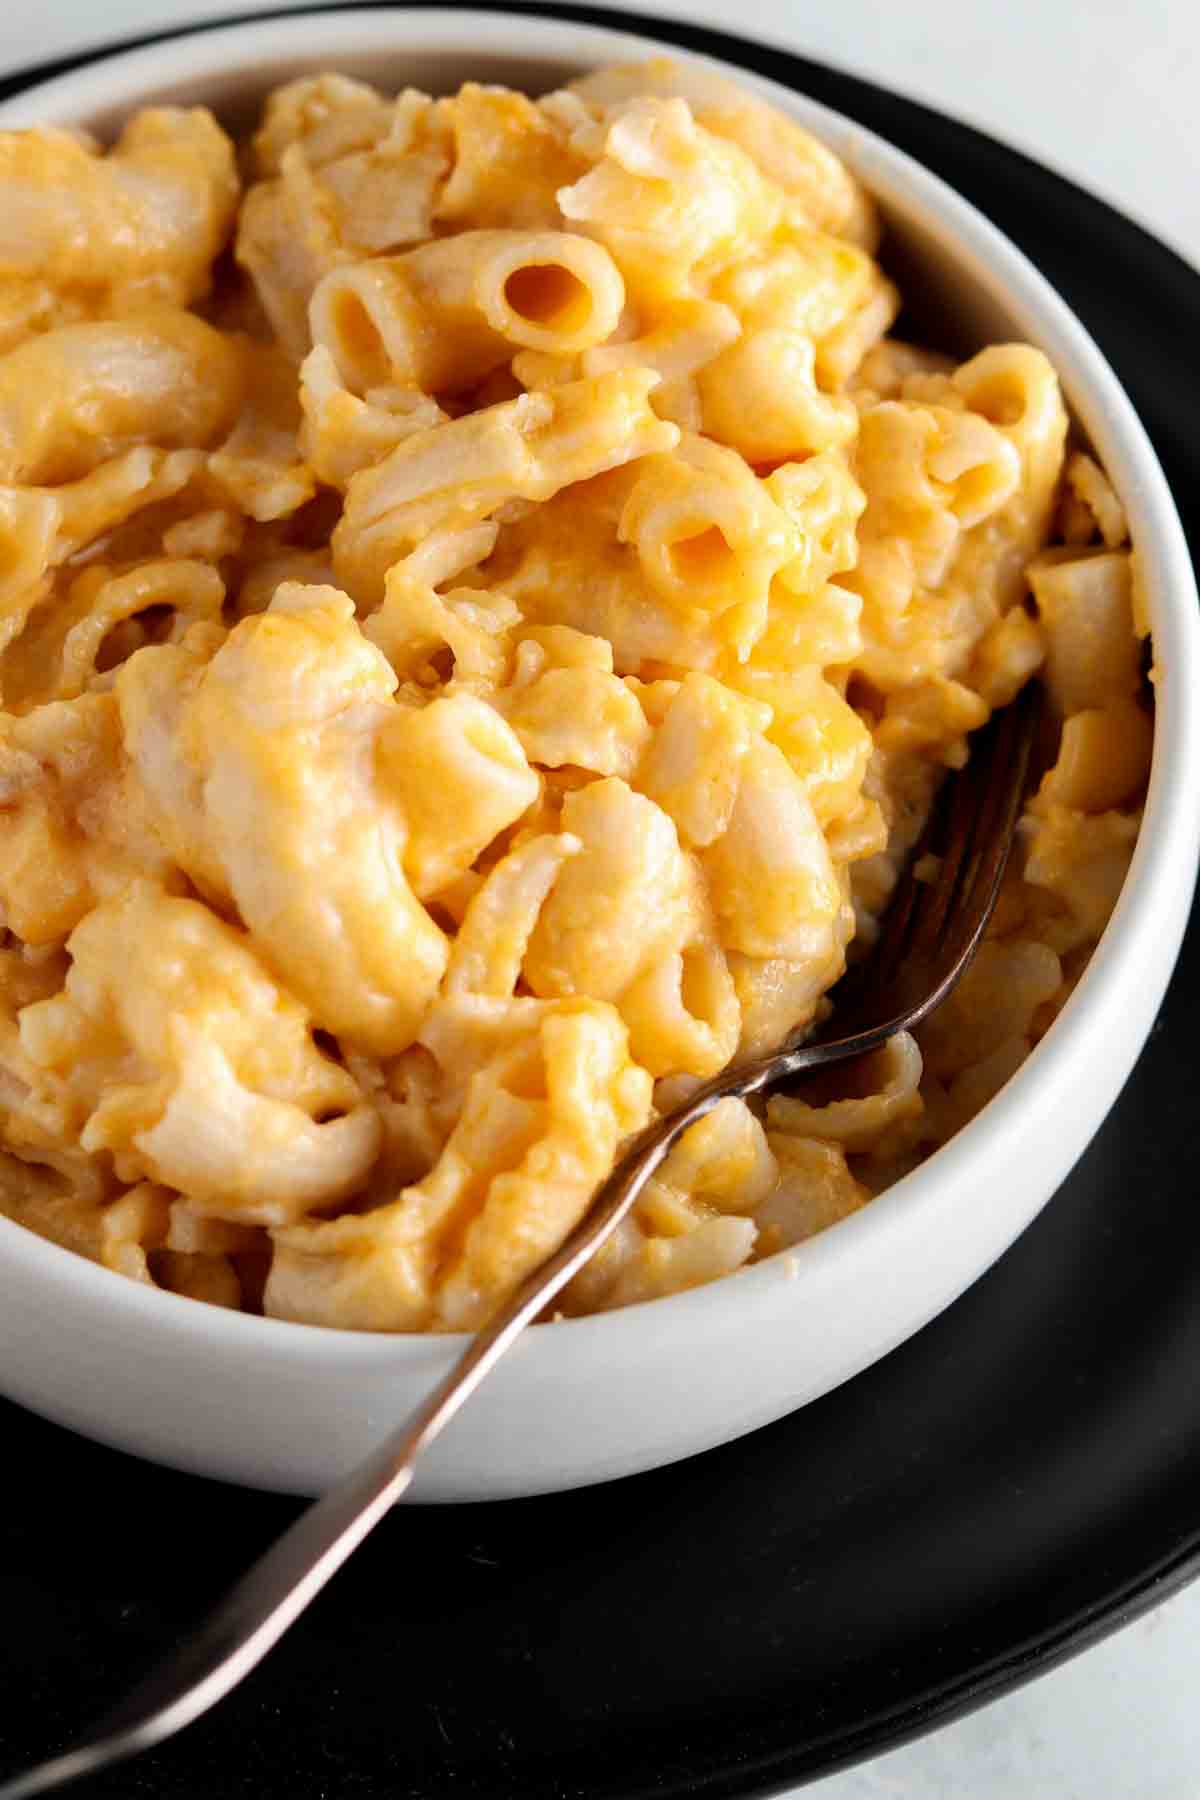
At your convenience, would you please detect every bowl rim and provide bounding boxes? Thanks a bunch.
[1,4,1197,1368]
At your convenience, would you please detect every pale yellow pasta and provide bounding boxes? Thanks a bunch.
[433,83,588,233]
[494,629,651,778]
[207,341,316,523]
[377,690,539,898]
[237,86,452,354]
[0,110,237,333]
[619,938,740,1079]
[0,447,205,678]
[567,57,875,243]
[547,296,741,432]
[637,672,768,847]
[523,776,700,1002]
[121,585,451,1054]
[600,1214,760,1311]
[1029,549,1141,715]
[311,230,625,400]
[0,694,170,943]
[440,833,581,999]
[766,1030,924,1151]
[332,369,678,603]
[698,327,858,463]
[300,344,450,492]
[0,311,244,485]
[0,63,1150,1331]
[1060,449,1128,550]
[753,1137,868,1254]
[557,96,782,304]
[15,883,380,1223]
[617,432,799,654]
[701,739,844,963]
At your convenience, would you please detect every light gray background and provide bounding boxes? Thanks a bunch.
[4,3,1197,1795]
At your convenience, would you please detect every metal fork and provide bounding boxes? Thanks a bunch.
[0,680,1042,1800]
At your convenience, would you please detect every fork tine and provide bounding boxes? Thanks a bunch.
[941,682,1042,970]
[904,685,1036,964]
[905,681,1043,1030]
[865,691,1014,980]
[827,681,1042,1038]
[889,734,998,968]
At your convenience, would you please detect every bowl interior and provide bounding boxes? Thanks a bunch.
[0,9,1195,1398]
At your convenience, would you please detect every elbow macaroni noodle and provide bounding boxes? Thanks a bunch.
[0,63,1150,1330]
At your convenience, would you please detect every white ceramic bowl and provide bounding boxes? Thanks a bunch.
[1,10,1197,1503]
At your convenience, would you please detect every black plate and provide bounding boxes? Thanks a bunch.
[2,7,1199,1797]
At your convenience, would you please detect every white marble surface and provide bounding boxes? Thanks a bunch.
[4,2,1198,1795]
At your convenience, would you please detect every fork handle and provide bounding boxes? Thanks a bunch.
[0,1031,880,1800]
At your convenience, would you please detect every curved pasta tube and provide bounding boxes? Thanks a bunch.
[266,999,652,1332]
[601,1214,758,1311]
[442,832,581,998]
[524,296,743,433]
[712,228,880,346]
[376,691,540,899]
[0,693,169,943]
[310,230,625,397]
[766,1030,924,1152]
[568,58,875,245]
[182,586,450,1055]
[332,369,678,605]
[48,559,225,703]
[952,345,1067,529]
[1028,550,1141,716]
[1061,450,1128,550]
[854,400,1022,591]
[362,524,510,687]
[1021,809,1140,955]
[874,676,990,757]
[1037,699,1151,813]
[479,466,733,673]
[918,942,1062,1078]
[0,110,237,312]
[727,943,852,1060]
[557,96,781,304]
[764,450,866,600]
[619,938,740,1078]
[433,82,588,232]
[753,1137,868,1254]
[431,1003,653,1329]
[0,311,245,484]
[16,883,380,1224]
[134,1025,381,1224]
[618,433,799,654]
[0,488,57,658]
[235,157,347,358]
[702,739,843,962]
[115,634,230,902]
[726,665,873,830]
[237,86,452,355]
[495,633,651,778]
[650,1096,777,1216]
[967,604,1045,708]
[238,91,451,355]
[524,776,700,1002]
[299,344,448,489]
[1,449,206,694]
[207,340,316,524]
[698,327,857,461]
[636,671,768,848]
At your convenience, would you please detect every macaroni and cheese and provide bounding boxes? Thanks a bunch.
[0,62,1151,1331]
